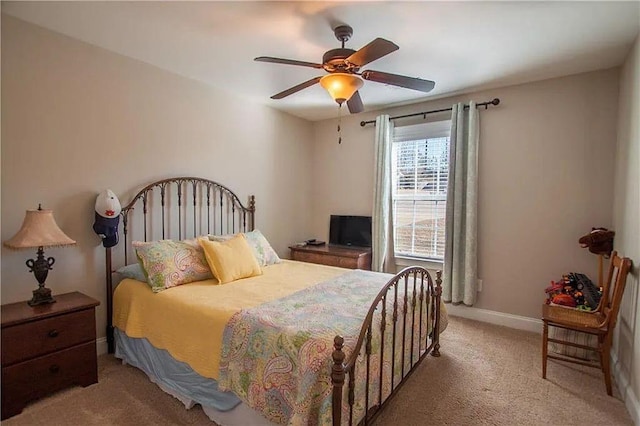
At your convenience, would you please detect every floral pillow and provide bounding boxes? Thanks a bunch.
[134,239,214,293]
[208,229,281,267]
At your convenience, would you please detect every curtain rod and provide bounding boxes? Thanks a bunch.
[359,97,501,127]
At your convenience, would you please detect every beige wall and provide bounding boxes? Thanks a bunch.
[0,15,315,338]
[613,34,640,414]
[311,68,620,320]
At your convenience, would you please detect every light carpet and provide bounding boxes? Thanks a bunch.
[4,317,633,425]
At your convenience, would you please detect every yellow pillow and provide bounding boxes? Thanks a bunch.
[198,234,262,284]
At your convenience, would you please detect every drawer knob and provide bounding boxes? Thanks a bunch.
[48,329,59,338]
[49,364,60,373]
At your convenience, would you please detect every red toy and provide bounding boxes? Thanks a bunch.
[551,293,577,307]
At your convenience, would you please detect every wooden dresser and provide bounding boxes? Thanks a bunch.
[289,244,372,270]
[1,292,100,420]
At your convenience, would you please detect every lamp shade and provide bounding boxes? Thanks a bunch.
[4,209,76,250]
[320,73,363,104]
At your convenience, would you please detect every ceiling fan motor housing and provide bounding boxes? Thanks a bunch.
[323,48,358,72]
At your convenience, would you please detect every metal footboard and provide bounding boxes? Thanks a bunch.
[331,267,442,425]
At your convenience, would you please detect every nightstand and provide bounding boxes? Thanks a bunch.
[289,244,372,270]
[1,291,100,420]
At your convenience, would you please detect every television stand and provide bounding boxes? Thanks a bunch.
[289,244,372,270]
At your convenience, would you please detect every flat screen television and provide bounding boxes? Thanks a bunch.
[329,215,372,248]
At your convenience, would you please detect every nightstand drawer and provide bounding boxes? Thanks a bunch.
[2,308,95,366]
[1,342,97,417]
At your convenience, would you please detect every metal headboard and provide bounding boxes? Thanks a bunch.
[105,176,255,352]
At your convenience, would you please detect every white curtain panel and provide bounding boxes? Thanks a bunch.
[372,114,396,273]
[443,102,479,305]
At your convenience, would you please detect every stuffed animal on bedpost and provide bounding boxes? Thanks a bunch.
[578,227,615,287]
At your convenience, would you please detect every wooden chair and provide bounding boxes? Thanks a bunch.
[541,251,632,395]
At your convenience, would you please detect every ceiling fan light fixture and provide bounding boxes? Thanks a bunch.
[320,73,363,104]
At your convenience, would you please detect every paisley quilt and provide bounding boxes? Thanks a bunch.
[218,269,446,425]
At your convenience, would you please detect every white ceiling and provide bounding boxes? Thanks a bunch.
[3,1,639,121]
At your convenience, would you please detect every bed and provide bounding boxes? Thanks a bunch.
[105,177,446,425]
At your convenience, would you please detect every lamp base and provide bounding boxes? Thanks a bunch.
[28,285,56,306]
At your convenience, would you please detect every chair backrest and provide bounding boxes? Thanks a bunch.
[598,251,616,310]
[601,251,633,330]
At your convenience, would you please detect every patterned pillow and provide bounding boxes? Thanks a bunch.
[209,229,281,267]
[134,239,214,293]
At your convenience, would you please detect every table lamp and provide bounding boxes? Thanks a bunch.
[3,205,76,306]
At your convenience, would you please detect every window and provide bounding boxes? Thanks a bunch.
[392,120,451,261]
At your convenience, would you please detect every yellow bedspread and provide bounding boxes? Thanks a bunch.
[113,260,347,380]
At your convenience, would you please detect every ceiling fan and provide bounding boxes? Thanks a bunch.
[255,25,435,114]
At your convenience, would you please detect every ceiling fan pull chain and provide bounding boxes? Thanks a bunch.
[337,103,343,144]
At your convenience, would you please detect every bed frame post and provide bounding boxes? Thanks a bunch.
[432,270,442,357]
[106,247,115,354]
[249,195,255,230]
[331,336,345,425]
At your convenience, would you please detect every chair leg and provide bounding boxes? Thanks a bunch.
[542,321,548,379]
[601,334,613,396]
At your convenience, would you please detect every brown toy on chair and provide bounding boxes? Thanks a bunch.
[578,227,615,257]
[579,227,615,287]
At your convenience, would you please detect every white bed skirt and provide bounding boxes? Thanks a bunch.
[114,328,277,426]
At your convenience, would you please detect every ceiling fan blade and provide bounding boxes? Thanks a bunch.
[255,56,324,69]
[346,38,399,67]
[271,76,322,99]
[347,91,364,114]
[362,70,435,93]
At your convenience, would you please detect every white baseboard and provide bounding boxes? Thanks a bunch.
[611,350,640,425]
[96,336,108,356]
[445,304,542,334]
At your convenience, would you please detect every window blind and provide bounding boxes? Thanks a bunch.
[392,121,450,260]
